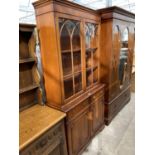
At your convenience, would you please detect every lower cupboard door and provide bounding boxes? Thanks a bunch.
[67,110,91,155]
[92,99,104,134]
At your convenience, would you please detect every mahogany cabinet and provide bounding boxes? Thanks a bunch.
[20,120,67,155]
[98,7,135,125]
[33,0,105,155]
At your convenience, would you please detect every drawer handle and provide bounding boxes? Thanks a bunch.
[53,131,58,135]
[88,93,91,96]
[124,93,128,97]
[48,134,54,140]
[39,139,47,148]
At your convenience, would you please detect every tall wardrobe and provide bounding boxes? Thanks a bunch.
[99,7,135,125]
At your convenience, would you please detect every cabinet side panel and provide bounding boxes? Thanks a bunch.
[100,21,112,101]
[100,21,112,83]
[35,12,62,106]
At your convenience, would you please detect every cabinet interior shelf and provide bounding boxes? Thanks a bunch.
[86,48,97,52]
[63,70,81,81]
[61,48,81,53]
[19,58,36,64]
[120,48,128,51]
[86,66,98,71]
[19,84,39,94]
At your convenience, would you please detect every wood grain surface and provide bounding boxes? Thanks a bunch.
[19,104,66,150]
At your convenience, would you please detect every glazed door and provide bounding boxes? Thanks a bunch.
[59,18,83,100]
[108,25,121,100]
[67,108,91,155]
[85,22,99,88]
[119,27,130,89]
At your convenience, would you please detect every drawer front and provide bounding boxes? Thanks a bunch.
[109,87,130,114]
[20,121,65,155]
[91,89,104,103]
[67,99,89,121]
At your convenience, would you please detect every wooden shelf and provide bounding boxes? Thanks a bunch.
[74,70,81,76]
[86,48,97,52]
[19,58,36,64]
[63,70,81,81]
[121,40,128,43]
[73,49,81,53]
[120,48,128,51]
[19,84,39,94]
[61,48,81,53]
[86,66,98,72]
[86,67,92,71]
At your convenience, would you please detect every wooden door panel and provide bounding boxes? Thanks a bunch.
[68,109,90,155]
[92,96,104,134]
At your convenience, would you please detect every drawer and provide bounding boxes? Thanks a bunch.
[91,90,104,102]
[91,95,104,105]
[20,121,64,155]
[67,99,89,121]
[109,87,130,114]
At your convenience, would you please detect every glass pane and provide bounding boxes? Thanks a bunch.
[73,52,81,72]
[121,28,128,48]
[86,51,92,68]
[85,22,98,87]
[59,18,82,99]
[85,27,90,49]
[93,51,98,67]
[85,23,98,49]
[62,53,72,76]
[59,21,71,51]
[93,67,98,83]
[72,23,81,50]
[112,25,120,83]
[86,69,92,87]
[64,78,73,99]
[74,73,82,93]
[119,28,129,88]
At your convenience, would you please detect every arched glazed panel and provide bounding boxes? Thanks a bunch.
[72,23,81,50]
[59,18,82,99]
[85,23,99,87]
[119,27,129,89]
[72,23,82,93]
[59,19,73,76]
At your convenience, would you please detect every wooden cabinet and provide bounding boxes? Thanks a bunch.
[19,24,67,155]
[67,108,90,155]
[20,120,67,155]
[33,0,101,108]
[91,91,104,135]
[66,85,105,155]
[99,7,135,125]
[33,1,105,155]
[19,24,43,111]
[32,0,135,154]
